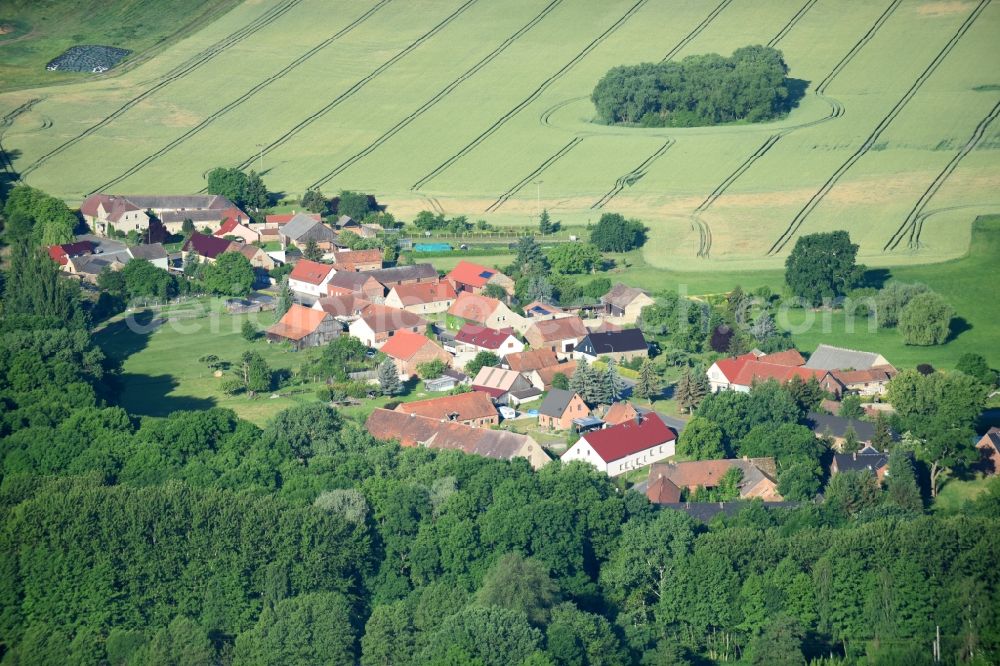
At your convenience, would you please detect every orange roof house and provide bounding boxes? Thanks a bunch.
[447,292,528,334]
[602,401,640,426]
[348,304,426,349]
[265,304,341,350]
[385,281,457,314]
[214,218,261,243]
[504,349,559,373]
[288,259,336,296]
[524,316,588,355]
[379,330,451,379]
[446,260,514,295]
[330,248,383,272]
[395,391,499,427]
[647,458,783,502]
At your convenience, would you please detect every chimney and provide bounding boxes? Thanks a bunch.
[635,413,642,426]
[852,452,857,460]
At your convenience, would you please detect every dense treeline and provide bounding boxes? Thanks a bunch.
[592,46,792,127]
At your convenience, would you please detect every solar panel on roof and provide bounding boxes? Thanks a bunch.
[478,270,494,278]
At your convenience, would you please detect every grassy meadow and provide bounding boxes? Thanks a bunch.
[0,0,996,270]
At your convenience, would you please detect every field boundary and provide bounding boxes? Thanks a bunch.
[19,0,306,179]
[768,0,991,255]
[87,0,392,194]
[591,138,674,210]
[308,0,565,190]
[485,136,583,212]
[884,98,1000,251]
[410,0,650,190]
[228,0,480,176]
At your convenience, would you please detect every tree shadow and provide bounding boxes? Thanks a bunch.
[0,147,22,202]
[783,77,810,112]
[117,372,217,417]
[946,316,972,342]
[93,311,162,365]
[861,268,891,290]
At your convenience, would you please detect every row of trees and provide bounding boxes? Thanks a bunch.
[592,46,792,127]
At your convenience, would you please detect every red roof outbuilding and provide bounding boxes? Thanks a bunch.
[580,414,676,463]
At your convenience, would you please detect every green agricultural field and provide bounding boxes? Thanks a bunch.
[1,0,998,272]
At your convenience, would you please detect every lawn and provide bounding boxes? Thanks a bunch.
[0,0,241,91]
[1,0,995,270]
[933,475,992,514]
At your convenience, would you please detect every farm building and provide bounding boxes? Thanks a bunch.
[330,248,383,272]
[326,272,385,301]
[214,218,262,244]
[453,324,523,358]
[384,281,457,315]
[646,458,782,503]
[237,244,277,270]
[446,260,515,296]
[395,391,499,427]
[522,301,566,320]
[312,294,371,322]
[265,304,340,350]
[279,213,337,251]
[368,264,439,289]
[561,414,676,477]
[182,232,237,263]
[447,292,528,334]
[471,366,533,405]
[600,284,655,324]
[528,361,577,391]
[503,349,559,374]
[128,243,169,270]
[288,259,336,297]
[804,344,894,372]
[524,316,589,357]
[47,241,96,267]
[348,304,426,349]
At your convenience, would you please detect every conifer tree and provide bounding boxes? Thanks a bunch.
[378,358,402,396]
[569,359,590,398]
[633,358,660,400]
[276,277,294,318]
[676,368,708,414]
[591,367,612,406]
[605,359,625,403]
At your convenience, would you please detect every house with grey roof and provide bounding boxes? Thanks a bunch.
[804,344,893,372]
[128,243,169,269]
[538,389,590,430]
[807,412,880,449]
[279,213,337,251]
[367,264,439,289]
[601,283,655,324]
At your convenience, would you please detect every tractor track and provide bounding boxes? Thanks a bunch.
[884,98,1000,251]
[661,0,733,63]
[228,0,480,177]
[767,0,820,48]
[590,138,674,210]
[485,136,583,212]
[410,0,650,191]
[87,0,392,195]
[768,0,990,255]
[0,99,42,182]
[816,0,904,94]
[308,0,564,190]
[20,0,307,179]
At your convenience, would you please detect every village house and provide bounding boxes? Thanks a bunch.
[976,427,1000,475]
[330,248,383,272]
[213,218,261,244]
[524,316,589,357]
[312,294,371,323]
[453,324,524,358]
[562,413,676,477]
[804,344,895,372]
[395,391,499,427]
[348,303,426,349]
[574,329,649,363]
[503,349,559,374]
[830,445,892,482]
[265,212,322,225]
[182,232,238,264]
[528,361,577,391]
[645,458,783,503]
[706,349,839,393]
[471,366,534,405]
[537,389,590,431]
[160,205,248,235]
[81,193,245,236]
[48,241,96,267]
[279,213,337,251]
[326,271,386,302]
[447,292,529,334]
[807,412,878,449]
[379,330,451,379]
[368,264,439,289]
[600,284,655,324]
[288,259,336,298]
[265,304,340,350]
[65,252,131,283]
[384,281,457,315]
[601,401,641,426]
[446,260,515,296]
[237,244,277,270]
[365,409,550,469]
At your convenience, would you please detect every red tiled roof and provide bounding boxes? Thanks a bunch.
[314,294,370,317]
[447,292,502,324]
[580,414,675,463]
[266,212,321,224]
[358,304,426,334]
[830,366,897,385]
[48,241,94,266]
[390,281,456,306]
[213,218,245,236]
[289,259,334,285]
[505,349,559,373]
[380,330,438,361]
[603,401,639,426]
[396,391,498,422]
[331,248,383,270]
[266,304,330,341]
[646,476,682,504]
[759,349,806,367]
[528,316,588,343]
[455,323,515,350]
[712,353,760,382]
[534,361,576,387]
[447,260,500,288]
[732,361,828,388]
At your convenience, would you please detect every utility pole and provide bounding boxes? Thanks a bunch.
[256,143,264,172]
[534,180,542,218]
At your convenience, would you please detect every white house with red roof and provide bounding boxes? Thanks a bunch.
[453,324,524,358]
[561,413,676,477]
[214,218,261,244]
[288,259,336,298]
[445,260,515,296]
[707,350,837,393]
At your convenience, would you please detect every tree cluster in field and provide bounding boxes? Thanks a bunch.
[4,184,79,246]
[206,167,269,212]
[592,46,792,127]
[1,228,999,665]
[568,358,626,405]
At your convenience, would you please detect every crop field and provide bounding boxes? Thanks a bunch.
[1,0,998,272]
